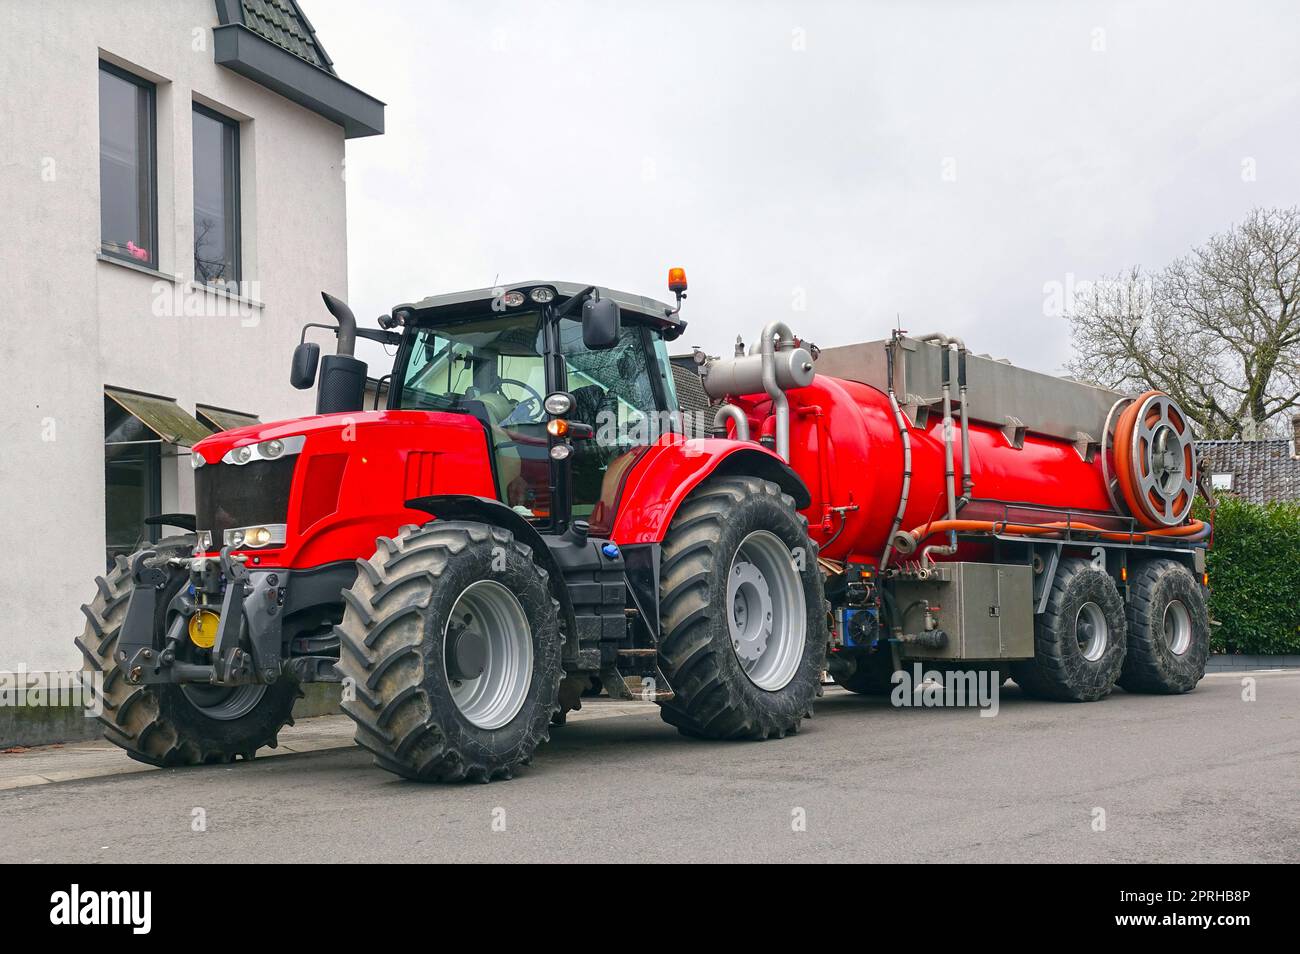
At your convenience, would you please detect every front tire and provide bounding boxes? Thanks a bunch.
[657,477,827,739]
[336,521,562,782]
[1118,559,1210,693]
[77,538,301,766]
[1011,558,1126,702]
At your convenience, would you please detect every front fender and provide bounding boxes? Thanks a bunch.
[404,494,578,640]
[610,439,810,544]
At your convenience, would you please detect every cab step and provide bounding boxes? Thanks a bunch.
[601,654,675,703]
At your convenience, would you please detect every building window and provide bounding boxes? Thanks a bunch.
[99,61,157,268]
[192,104,241,286]
[104,395,161,568]
[103,388,212,568]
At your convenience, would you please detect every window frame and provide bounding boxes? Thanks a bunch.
[191,102,242,286]
[98,60,159,270]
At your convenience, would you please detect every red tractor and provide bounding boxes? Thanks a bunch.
[78,273,1212,782]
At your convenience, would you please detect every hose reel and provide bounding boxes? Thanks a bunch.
[1103,391,1198,529]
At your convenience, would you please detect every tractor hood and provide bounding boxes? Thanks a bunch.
[191,410,435,465]
[190,408,498,568]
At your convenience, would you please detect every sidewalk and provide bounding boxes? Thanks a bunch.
[0,698,656,792]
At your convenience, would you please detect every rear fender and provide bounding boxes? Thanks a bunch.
[609,440,811,544]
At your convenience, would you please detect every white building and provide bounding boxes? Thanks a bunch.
[0,0,383,680]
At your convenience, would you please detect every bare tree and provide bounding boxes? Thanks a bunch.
[1067,208,1300,439]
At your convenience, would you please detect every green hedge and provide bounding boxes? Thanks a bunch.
[1192,495,1300,654]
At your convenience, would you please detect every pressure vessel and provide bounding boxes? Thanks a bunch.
[732,374,1118,563]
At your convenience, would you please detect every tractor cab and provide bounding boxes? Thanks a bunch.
[384,282,686,532]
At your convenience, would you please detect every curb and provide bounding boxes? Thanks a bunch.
[0,682,342,749]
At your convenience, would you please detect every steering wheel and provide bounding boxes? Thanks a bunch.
[497,378,544,425]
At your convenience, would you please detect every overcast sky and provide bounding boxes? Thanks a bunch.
[306,0,1299,373]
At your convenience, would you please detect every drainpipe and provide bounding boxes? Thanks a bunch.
[912,333,970,565]
[878,333,913,572]
[914,334,974,500]
[760,320,795,461]
[958,345,973,505]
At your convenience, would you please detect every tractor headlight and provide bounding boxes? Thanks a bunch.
[500,290,526,307]
[529,287,556,304]
[549,444,573,461]
[224,524,286,549]
[191,453,205,469]
[543,391,575,416]
[221,435,305,466]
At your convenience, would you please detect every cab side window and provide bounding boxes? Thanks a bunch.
[560,321,667,522]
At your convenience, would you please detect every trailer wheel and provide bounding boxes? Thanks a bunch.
[76,538,302,766]
[657,477,827,739]
[336,521,562,782]
[1118,560,1210,693]
[1010,558,1126,702]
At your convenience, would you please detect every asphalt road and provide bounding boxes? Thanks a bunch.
[2,672,1297,863]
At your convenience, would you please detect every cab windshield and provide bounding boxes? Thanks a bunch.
[396,309,679,525]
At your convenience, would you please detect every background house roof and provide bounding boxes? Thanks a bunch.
[1196,439,1300,505]
[669,355,713,438]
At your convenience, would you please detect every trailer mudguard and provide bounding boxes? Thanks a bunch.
[609,439,811,545]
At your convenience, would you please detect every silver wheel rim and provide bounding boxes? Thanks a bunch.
[726,530,806,691]
[1163,600,1192,656]
[1075,601,1109,662]
[181,683,267,721]
[444,580,532,730]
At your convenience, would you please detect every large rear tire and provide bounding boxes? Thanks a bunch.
[336,521,563,782]
[657,477,826,739]
[1010,558,1126,702]
[76,538,301,766]
[1118,559,1210,693]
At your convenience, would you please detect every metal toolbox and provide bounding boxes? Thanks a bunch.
[890,562,1034,660]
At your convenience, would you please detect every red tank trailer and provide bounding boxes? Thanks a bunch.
[702,323,1208,697]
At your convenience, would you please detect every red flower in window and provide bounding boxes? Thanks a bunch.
[126,241,149,262]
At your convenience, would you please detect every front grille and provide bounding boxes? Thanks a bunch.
[195,457,296,539]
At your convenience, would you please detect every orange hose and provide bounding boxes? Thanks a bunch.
[904,517,1207,548]
[1113,390,1163,529]
[902,388,1207,551]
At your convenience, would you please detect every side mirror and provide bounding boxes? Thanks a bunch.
[291,341,321,390]
[582,297,620,350]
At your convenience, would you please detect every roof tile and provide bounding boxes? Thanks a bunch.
[1196,439,1300,504]
[238,0,334,74]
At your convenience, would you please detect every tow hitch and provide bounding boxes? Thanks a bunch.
[115,547,310,688]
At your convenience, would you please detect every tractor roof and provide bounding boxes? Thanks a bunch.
[395,281,685,338]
